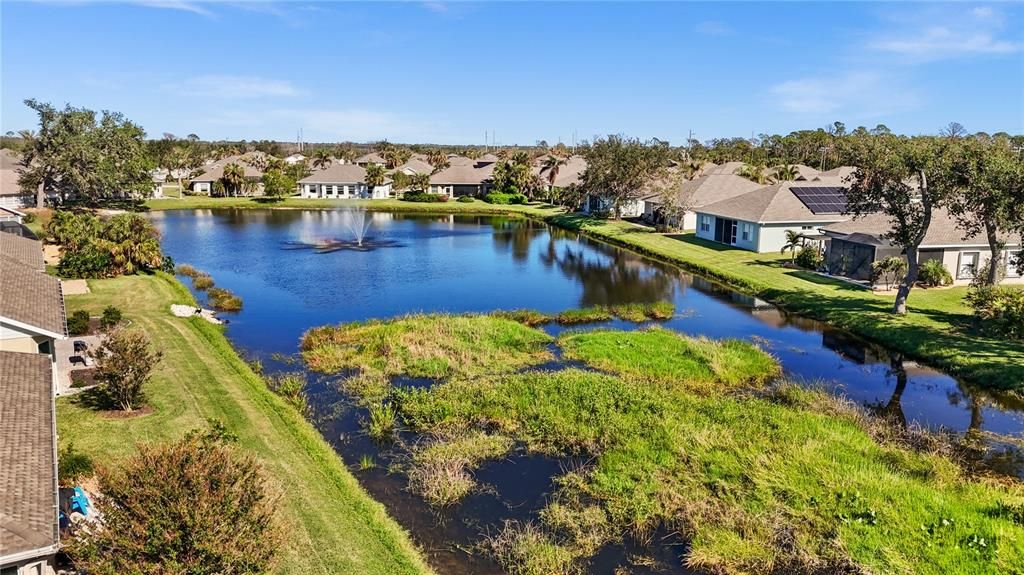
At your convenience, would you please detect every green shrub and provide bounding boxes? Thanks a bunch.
[22,213,36,224]
[67,310,91,335]
[366,401,397,439]
[100,306,122,329]
[456,195,476,203]
[871,256,907,289]
[795,246,824,270]
[207,288,243,311]
[266,372,307,411]
[966,286,1024,339]
[58,442,95,486]
[483,192,527,205]
[918,260,953,287]
[401,192,448,203]
[66,432,282,574]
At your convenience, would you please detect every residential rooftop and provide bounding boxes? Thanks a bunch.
[0,256,67,338]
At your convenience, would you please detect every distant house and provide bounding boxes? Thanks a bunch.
[1,149,32,209]
[0,234,64,575]
[190,154,266,196]
[299,164,392,199]
[354,152,386,167]
[694,181,851,252]
[284,153,306,165]
[641,164,762,230]
[392,157,435,176]
[534,155,587,191]
[822,209,1023,285]
[429,162,495,197]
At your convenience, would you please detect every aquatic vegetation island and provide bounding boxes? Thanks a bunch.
[301,313,1024,575]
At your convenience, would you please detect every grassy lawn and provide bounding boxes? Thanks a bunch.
[146,195,564,218]
[547,214,1024,394]
[57,273,432,575]
[304,314,1024,575]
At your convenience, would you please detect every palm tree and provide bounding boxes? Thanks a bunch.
[541,155,568,192]
[773,164,800,181]
[410,173,431,193]
[426,149,449,172]
[463,148,481,160]
[682,160,705,180]
[334,145,357,164]
[312,149,332,171]
[780,229,805,264]
[736,163,771,185]
[221,163,246,197]
[365,164,387,194]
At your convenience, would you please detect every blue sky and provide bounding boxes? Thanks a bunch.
[2,1,1021,145]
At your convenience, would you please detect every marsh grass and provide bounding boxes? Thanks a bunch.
[175,263,199,278]
[265,372,307,411]
[406,432,513,506]
[366,402,398,440]
[555,307,613,325]
[553,302,675,325]
[207,287,243,312]
[192,273,214,291]
[492,309,553,327]
[300,314,553,378]
[485,522,578,575]
[558,327,779,392]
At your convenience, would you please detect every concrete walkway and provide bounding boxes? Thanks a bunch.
[55,333,103,396]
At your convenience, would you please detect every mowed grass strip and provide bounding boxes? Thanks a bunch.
[546,214,1024,394]
[300,314,553,378]
[57,274,432,575]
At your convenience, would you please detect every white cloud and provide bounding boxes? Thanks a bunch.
[695,20,732,36]
[173,75,303,99]
[867,6,1020,61]
[770,71,917,118]
[132,0,213,17]
[422,1,448,14]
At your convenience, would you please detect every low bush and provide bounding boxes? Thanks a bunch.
[176,263,200,278]
[366,401,397,439]
[68,310,91,335]
[100,306,122,329]
[22,213,36,224]
[918,260,953,287]
[795,246,824,270]
[207,288,243,312]
[483,192,528,205]
[89,327,163,412]
[66,430,282,574]
[456,195,476,203]
[401,192,449,203]
[966,286,1024,340]
[872,256,907,289]
[58,442,94,486]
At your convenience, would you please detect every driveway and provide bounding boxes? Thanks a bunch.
[55,334,103,396]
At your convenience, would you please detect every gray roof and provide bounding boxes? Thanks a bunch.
[354,152,386,165]
[534,155,587,188]
[703,161,746,176]
[393,158,435,176]
[1,149,26,197]
[812,166,857,185]
[698,182,850,224]
[300,164,369,184]
[0,350,58,563]
[192,154,264,182]
[645,172,763,208]
[822,207,1023,248]
[0,233,45,271]
[0,257,67,337]
[430,162,495,185]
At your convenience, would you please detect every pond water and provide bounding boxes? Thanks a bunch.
[152,208,1024,572]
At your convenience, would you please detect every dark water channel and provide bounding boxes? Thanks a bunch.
[152,209,1024,573]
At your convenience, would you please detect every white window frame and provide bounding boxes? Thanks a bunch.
[741,222,752,241]
[957,251,980,280]
[699,215,711,233]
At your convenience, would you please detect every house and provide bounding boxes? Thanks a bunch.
[821,208,1023,285]
[641,165,762,230]
[534,155,587,190]
[429,162,495,197]
[284,153,306,165]
[393,157,435,176]
[190,154,266,196]
[1,149,32,209]
[354,152,386,167]
[694,181,851,252]
[0,206,27,223]
[298,164,392,199]
[0,234,64,575]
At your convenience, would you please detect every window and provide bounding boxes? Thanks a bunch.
[699,215,711,233]
[740,222,752,241]
[1008,250,1022,278]
[801,225,814,230]
[958,251,980,280]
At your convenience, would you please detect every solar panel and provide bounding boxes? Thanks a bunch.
[791,186,848,215]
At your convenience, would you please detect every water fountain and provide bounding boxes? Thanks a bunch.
[281,208,401,253]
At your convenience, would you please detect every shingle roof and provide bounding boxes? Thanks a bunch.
[698,182,850,224]
[1,149,26,198]
[0,350,58,562]
[704,161,746,176]
[299,164,368,184]
[534,155,587,188]
[354,152,386,165]
[0,233,45,271]
[192,154,264,182]
[822,207,1023,248]
[430,162,495,185]
[393,158,435,175]
[646,172,764,208]
[0,258,67,337]
[813,166,857,185]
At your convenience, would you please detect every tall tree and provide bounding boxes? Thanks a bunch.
[579,135,672,218]
[18,99,153,205]
[221,163,246,197]
[311,149,332,170]
[541,155,568,192]
[946,135,1024,285]
[261,169,297,201]
[844,134,956,314]
[365,163,387,194]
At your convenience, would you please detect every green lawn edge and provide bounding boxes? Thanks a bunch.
[146,196,563,218]
[57,273,433,575]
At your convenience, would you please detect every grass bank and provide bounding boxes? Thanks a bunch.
[146,195,564,218]
[303,314,1024,575]
[546,214,1024,394]
[57,273,432,575]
